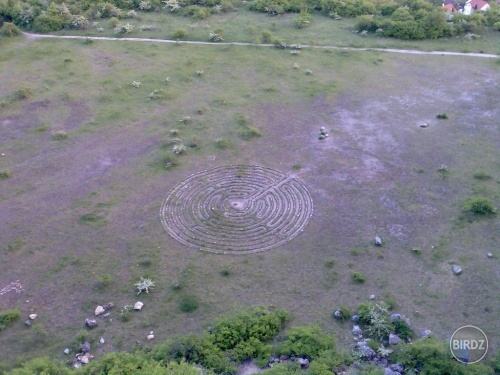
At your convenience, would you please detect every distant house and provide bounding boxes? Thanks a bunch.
[461,0,490,14]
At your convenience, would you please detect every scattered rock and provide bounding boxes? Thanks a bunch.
[135,340,142,345]
[147,330,155,340]
[85,319,97,328]
[356,341,376,359]
[352,325,363,337]
[452,265,462,275]
[333,309,343,319]
[103,302,115,311]
[318,127,328,140]
[64,348,70,355]
[82,341,91,354]
[297,358,309,367]
[25,320,31,327]
[369,294,375,300]
[80,356,89,365]
[29,314,37,320]
[390,314,410,326]
[95,306,105,316]
[389,364,404,373]
[388,333,401,345]
[103,313,111,318]
[351,314,360,323]
[385,368,401,375]
[99,337,105,344]
[487,252,493,258]
[421,330,432,338]
[134,301,144,310]
[279,354,290,361]
[375,237,383,246]
[419,122,429,128]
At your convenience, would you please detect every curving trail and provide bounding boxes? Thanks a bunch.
[22,32,499,58]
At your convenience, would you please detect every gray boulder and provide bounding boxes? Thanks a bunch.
[452,265,462,275]
[375,236,383,246]
[82,341,91,354]
[389,364,404,373]
[385,368,401,375]
[389,333,401,345]
[352,325,363,336]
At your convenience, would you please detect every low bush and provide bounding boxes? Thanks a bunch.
[179,295,199,312]
[1,22,21,37]
[352,271,366,283]
[0,309,21,331]
[278,325,337,359]
[0,169,11,180]
[473,171,491,180]
[173,28,187,39]
[463,197,496,215]
[52,130,68,140]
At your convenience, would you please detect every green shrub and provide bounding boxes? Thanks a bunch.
[352,271,366,283]
[473,171,491,180]
[393,319,413,341]
[279,325,337,359]
[324,259,335,268]
[463,197,496,215]
[14,87,32,100]
[261,29,272,43]
[210,307,289,351]
[1,22,21,37]
[0,169,11,180]
[215,138,233,149]
[294,11,312,29]
[333,305,351,322]
[436,113,448,119]
[33,14,68,33]
[6,357,69,374]
[98,273,112,288]
[179,295,199,312]
[52,130,68,140]
[0,309,21,331]
[173,28,187,39]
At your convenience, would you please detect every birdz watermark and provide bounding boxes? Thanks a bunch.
[450,325,488,364]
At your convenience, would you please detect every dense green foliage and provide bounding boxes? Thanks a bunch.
[0,309,21,331]
[462,197,496,215]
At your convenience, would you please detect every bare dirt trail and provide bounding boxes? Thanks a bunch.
[22,32,499,58]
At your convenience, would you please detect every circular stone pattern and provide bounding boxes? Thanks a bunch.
[160,165,313,254]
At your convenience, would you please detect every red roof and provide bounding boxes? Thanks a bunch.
[442,3,457,12]
[468,0,490,10]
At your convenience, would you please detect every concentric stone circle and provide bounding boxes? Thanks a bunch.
[160,165,313,254]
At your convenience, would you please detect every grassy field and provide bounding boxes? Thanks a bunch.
[0,26,499,371]
[48,8,500,54]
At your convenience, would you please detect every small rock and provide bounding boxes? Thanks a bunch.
[80,356,89,364]
[390,364,404,373]
[452,265,462,275]
[385,368,401,375]
[419,122,429,128]
[375,237,383,246]
[333,309,343,319]
[147,334,155,340]
[369,294,375,300]
[352,325,363,336]
[351,314,360,322]
[85,318,97,328]
[421,329,432,338]
[25,320,31,327]
[82,341,91,354]
[135,340,142,345]
[487,252,493,258]
[64,348,70,355]
[297,358,309,367]
[99,338,105,344]
[95,306,105,316]
[29,314,37,320]
[103,312,111,318]
[103,302,115,311]
[389,333,401,345]
[319,134,326,140]
[134,301,144,310]
[320,127,326,132]
[74,363,82,369]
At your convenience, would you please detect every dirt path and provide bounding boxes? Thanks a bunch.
[22,32,499,58]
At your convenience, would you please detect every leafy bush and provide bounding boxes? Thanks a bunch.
[1,22,21,37]
[14,87,32,100]
[463,197,496,215]
[261,29,272,43]
[278,325,337,359]
[294,11,312,28]
[0,309,21,331]
[393,319,413,341]
[52,130,68,140]
[173,28,187,38]
[0,169,11,180]
[179,295,199,312]
[436,113,448,119]
[352,271,366,283]
[473,171,491,180]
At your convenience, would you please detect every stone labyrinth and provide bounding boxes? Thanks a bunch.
[160,165,313,254]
